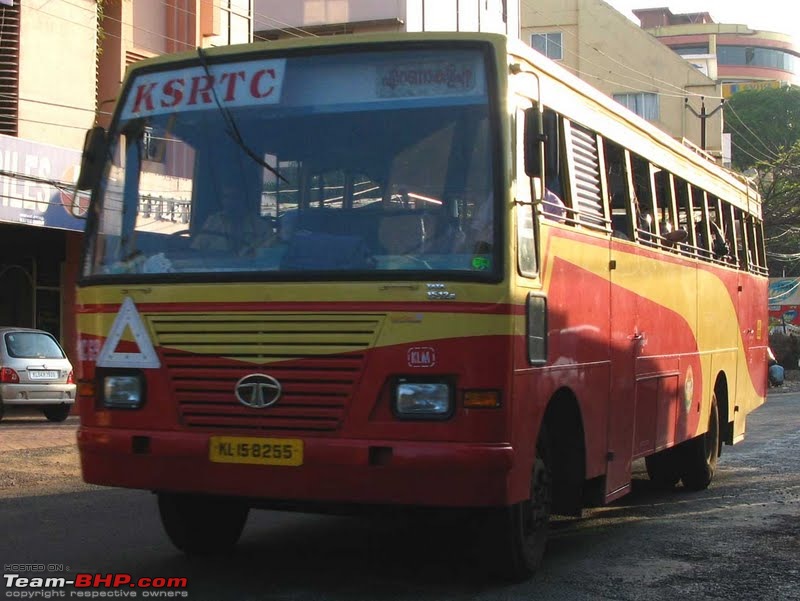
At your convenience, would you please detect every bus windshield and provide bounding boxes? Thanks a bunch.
[85,47,497,279]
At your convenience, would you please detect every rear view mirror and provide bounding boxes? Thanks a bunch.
[523,107,543,177]
[76,126,107,191]
[524,108,559,179]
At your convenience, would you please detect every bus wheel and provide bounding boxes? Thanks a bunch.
[495,429,553,580]
[158,492,249,555]
[645,447,681,489]
[680,397,720,491]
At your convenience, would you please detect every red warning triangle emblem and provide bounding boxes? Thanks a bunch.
[96,297,160,368]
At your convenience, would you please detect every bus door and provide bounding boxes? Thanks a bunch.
[605,145,641,501]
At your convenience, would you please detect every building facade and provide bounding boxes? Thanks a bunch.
[253,0,518,39]
[521,0,723,158]
[633,7,800,98]
[0,0,96,363]
[0,0,253,366]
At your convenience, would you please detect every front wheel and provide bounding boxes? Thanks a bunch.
[492,428,553,581]
[680,397,720,491]
[158,493,249,555]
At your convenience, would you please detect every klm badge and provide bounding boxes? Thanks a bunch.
[407,347,436,368]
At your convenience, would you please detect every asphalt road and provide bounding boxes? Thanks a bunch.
[1,393,798,600]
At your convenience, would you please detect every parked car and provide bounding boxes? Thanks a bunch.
[0,327,75,422]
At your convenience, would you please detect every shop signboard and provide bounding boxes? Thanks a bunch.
[0,133,87,233]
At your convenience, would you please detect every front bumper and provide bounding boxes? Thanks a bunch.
[77,427,516,507]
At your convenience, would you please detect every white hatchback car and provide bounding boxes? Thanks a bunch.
[0,327,76,422]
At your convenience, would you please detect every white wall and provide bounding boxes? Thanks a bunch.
[255,0,519,36]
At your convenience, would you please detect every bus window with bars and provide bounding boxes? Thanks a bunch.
[565,120,604,230]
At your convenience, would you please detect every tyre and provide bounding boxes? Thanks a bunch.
[493,428,553,581]
[680,397,720,491]
[158,493,249,555]
[645,446,682,489]
[0,399,4,422]
[43,404,71,422]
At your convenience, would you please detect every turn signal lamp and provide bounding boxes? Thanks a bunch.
[464,390,500,409]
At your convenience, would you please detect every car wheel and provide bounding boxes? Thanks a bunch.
[158,492,249,555]
[0,399,4,422]
[680,397,720,491]
[43,404,71,422]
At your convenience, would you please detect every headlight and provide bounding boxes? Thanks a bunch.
[103,375,144,408]
[394,379,453,419]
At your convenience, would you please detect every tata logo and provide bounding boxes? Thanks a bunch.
[235,374,282,409]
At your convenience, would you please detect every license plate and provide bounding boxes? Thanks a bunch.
[29,370,58,380]
[209,436,303,466]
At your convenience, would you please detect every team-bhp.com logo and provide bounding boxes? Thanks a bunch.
[3,572,188,598]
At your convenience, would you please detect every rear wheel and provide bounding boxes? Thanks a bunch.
[645,447,682,489]
[158,493,249,555]
[0,399,4,422]
[43,404,71,422]
[680,397,720,491]
[493,428,553,581]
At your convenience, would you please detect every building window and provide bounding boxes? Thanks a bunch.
[674,45,709,56]
[717,45,796,74]
[531,32,563,60]
[613,93,660,121]
[212,0,252,45]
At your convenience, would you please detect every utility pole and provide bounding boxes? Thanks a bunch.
[685,96,725,151]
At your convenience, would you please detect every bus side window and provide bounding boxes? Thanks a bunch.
[630,154,655,245]
[541,108,569,224]
[721,202,738,267]
[733,208,750,270]
[691,186,710,259]
[604,139,632,240]
[652,168,685,248]
[674,177,695,257]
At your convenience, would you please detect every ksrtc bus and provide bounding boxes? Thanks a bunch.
[74,32,768,579]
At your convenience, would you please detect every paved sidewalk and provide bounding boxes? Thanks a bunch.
[0,413,79,453]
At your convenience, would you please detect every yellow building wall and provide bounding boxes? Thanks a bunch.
[17,0,98,150]
[521,0,723,158]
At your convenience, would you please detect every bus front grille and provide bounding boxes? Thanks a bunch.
[149,313,385,433]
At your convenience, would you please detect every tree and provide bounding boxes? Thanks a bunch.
[723,87,800,276]
[754,141,800,276]
[724,86,800,171]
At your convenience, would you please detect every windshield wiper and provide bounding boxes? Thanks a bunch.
[196,47,288,184]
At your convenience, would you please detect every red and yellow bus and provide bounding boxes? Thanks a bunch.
[74,32,768,579]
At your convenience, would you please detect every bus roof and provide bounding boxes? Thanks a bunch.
[121,31,759,213]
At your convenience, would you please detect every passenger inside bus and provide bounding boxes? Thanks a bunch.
[542,175,566,223]
[695,218,730,259]
[467,193,493,254]
[191,183,274,255]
